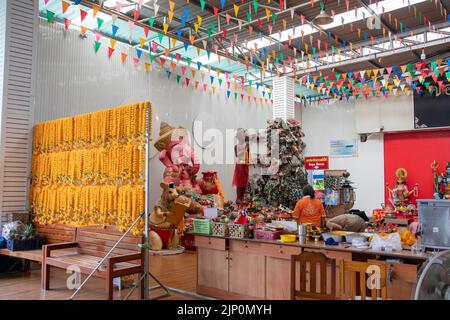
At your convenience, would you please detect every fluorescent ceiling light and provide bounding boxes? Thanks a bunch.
[103,0,153,13]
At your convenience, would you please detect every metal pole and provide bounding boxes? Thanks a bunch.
[143,102,152,300]
[68,210,145,300]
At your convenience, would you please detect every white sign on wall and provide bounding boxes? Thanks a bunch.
[329,139,358,157]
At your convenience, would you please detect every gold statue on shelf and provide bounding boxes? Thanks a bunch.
[386,168,419,212]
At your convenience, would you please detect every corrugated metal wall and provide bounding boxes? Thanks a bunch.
[35,19,272,204]
[0,0,38,220]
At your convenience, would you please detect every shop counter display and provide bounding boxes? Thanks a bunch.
[192,233,429,300]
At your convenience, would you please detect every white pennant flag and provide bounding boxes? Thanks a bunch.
[202,40,207,50]
[116,1,123,11]
[111,14,118,24]
[154,3,160,17]
[238,20,242,31]
[290,8,295,20]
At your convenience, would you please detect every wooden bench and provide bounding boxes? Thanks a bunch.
[0,224,77,264]
[42,225,145,300]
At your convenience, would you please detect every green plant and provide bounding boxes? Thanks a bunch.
[22,224,36,239]
[7,228,20,240]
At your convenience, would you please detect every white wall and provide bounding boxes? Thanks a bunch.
[300,101,385,214]
[34,21,272,206]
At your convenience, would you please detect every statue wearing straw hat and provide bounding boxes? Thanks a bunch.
[154,122,201,192]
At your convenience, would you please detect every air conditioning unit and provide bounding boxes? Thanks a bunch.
[272,76,294,120]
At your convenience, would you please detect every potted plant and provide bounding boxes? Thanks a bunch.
[6,224,41,251]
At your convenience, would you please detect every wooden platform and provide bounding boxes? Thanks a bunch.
[0,251,197,300]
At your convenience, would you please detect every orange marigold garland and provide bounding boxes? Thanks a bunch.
[30,101,152,235]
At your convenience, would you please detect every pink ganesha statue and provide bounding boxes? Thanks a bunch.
[154,122,203,213]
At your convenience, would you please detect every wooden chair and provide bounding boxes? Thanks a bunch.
[290,251,336,300]
[339,260,388,300]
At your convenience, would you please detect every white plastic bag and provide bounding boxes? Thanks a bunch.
[370,233,402,251]
[1,221,24,240]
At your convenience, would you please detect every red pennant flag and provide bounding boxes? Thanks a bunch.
[108,47,115,58]
[214,7,219,17]
[64,18,70,30]
[133,57,139,65]
[133,9,140,21]
[185,78,190,86]
[194,81,199,89]
[121,52,127,64]
[80,9,88,22]
[176,53,181,62]
[223,28,227,39]
[144,26,150,38]
[258,19,262,29]
[203,83,207,91]
[160,57,166,65]
[280,0,284,10]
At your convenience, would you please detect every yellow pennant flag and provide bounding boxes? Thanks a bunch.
[110,38,117,49]
[191,69,197,78]
[145,62,150,72]
[358,28,361,39]
[366,69,372,77]
[265,8,271,22]
[305,43,308,53]
[288,35,292,46]
[194,23,199,33]
[168,11,174,23]
[234,4,239,17]
[169,0,175,12]
[349,42,353,50]
[373,69,379,77]
[212,86,216,94]
[163,22,169,34]
[248,87,252,95]
[172,37,177,48]
[140,37,146,48]
[282,19,286,31]
[216,69,221,77]
[197,16,202,27]
[196,47,201,56]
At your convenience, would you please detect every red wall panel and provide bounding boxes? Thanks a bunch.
[384,130,450,206]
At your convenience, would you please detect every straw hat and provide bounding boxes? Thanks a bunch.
[154,121,187,152]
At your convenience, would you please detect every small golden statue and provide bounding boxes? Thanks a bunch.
[386,168,419,212]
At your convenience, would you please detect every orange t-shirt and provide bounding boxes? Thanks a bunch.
[292,196,325,227]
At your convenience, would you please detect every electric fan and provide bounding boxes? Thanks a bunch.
[413,250,450,300]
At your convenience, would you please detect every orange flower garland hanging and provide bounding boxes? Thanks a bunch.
[30,101,151,235]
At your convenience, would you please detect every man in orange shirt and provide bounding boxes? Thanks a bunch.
[291,185,325,227]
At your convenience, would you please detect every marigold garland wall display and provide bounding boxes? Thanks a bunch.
[30,101,151,235]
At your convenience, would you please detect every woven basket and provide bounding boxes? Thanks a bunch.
[228,223,248,239]
[212,222,228,237]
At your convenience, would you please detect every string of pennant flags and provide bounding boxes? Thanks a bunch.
[43,0,450,105]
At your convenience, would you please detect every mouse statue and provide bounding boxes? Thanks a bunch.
[148,183,189,251]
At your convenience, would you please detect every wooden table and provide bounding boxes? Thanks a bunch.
[193,234,430,300]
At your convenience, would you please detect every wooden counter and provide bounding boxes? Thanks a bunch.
[193,234,430,300]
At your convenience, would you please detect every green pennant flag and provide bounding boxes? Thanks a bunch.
[157,33,163,43]
[355,94,360,99]
[312,47,316,55]
[149,54,155,63]
[431,61,437,70]
[406,63,412,72]
[351,79,355,85]
[249,80,253,86]
[94,41,101,53]
[319,76,324,82]
[149,17,155,27]
[275,57,279,64]
[97,17,104,29]
[176,75,181,83]
[358,83,363,89]
[399,22,403,33]
[336,73,341,80]
[279,52,284,60]
[187,57,192,66]
[372,90,376,96]
[253,0,259,13]
[218,78,223,86]
[234,92,238,100]
[247,12,252,23]
[268,92,271,99]
[200,0,206,11]
[424,82,430,89]
[46,10,55,22]
[211,23,216,33]
[208,30,211,39]
[271,12,276,24]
